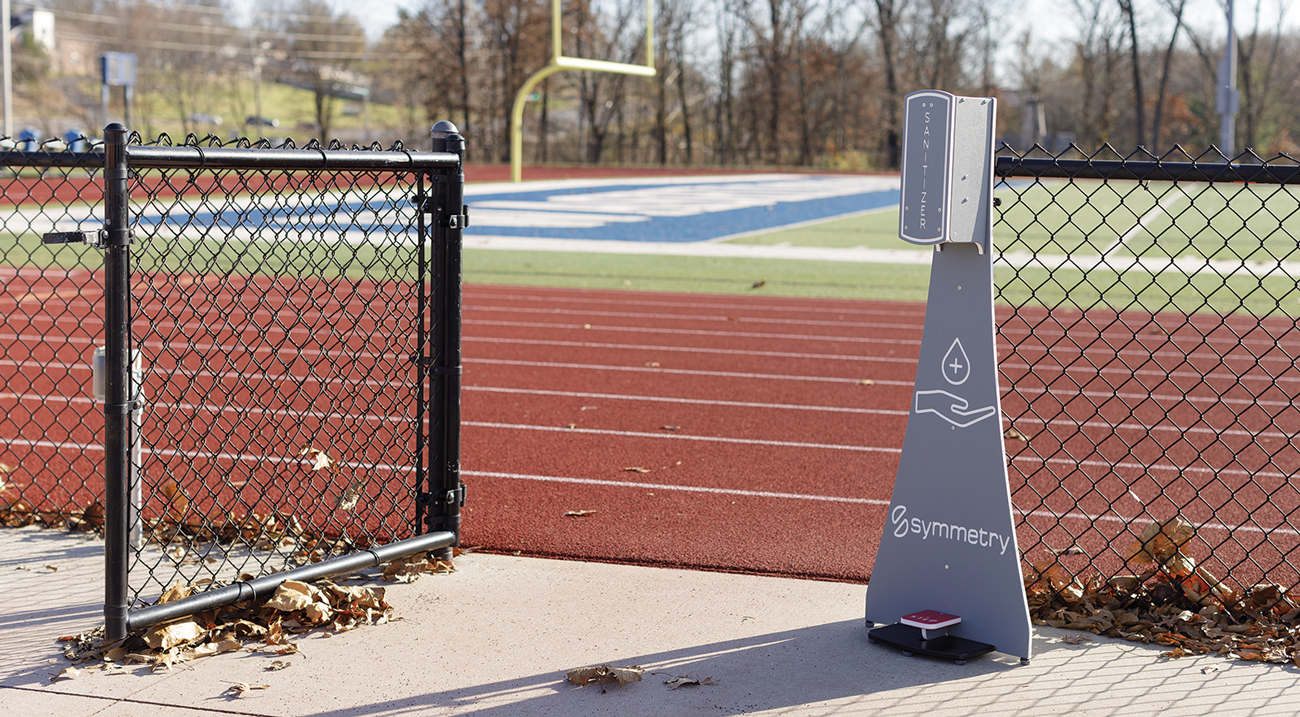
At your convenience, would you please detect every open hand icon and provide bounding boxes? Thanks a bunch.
[914,390,997,428]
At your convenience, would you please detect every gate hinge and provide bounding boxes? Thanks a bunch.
[420,484,466,508]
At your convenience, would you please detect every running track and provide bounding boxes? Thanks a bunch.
[3,273,1299,587]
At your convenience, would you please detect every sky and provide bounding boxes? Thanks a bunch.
[236,0,1295,62]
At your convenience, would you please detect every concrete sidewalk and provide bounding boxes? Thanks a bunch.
[1,525,1296,716]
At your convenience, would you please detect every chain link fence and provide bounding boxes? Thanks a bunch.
[4,136,1298,626]
[1,127,466,638]
[995,145,1300,612]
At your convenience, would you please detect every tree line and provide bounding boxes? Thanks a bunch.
[19,0,1300,167]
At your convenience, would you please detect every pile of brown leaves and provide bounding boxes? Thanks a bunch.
[59,577,400,673]
[1027,516,1300,665]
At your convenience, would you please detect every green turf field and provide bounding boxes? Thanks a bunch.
[3,177,1298,317]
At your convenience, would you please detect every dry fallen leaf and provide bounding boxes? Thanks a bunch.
[265,660,292,671]
[1126,517,1195,564]
[564,510,598,517]
[856,379,875,386]
[623,467,651,474]
[225,681,270,697]
[264,581,320,613]
[660,426,681,431]
[1202,665,1221,674]
[51,666,81,682]
[300,446,337,473]
[751,280,766,289]
[1060,634,1091,645]
[662,674,718,689]
[567,665,645,689]
[645,361,660,368]
[189,637,241,658]
[334,476,367,512]
[1003,427,1028,442]
[143,619,205,650]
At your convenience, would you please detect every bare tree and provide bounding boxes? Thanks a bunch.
[1116,0,1145,147]
[285,0,366,142]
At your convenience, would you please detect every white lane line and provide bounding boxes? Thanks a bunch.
[467,358,914,386]
[464,304,927,332]
[466,336,918,364]
[465,290,929,320]
[1013,454,1294,482]
[1100,191,1186,259]
[466,386,909,416]
[464,421,902,454]
[464,471,889,505]
[470,358,1295,409]
[8,437,1293,538]
[6,352,1292,418]
[0,389,410,425]
[464,470,1300,538]
[9,384,1292,442]
[470,319,923,347]
[467,335,1297,384]
[5,438,413,474]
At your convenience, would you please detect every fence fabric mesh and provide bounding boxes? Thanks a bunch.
[995,146,1300,612]
[125,143,430,602]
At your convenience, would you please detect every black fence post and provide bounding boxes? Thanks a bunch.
[102,123,132,641]
[426,121,465,561]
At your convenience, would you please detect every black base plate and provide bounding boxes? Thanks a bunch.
[867,623,996,663]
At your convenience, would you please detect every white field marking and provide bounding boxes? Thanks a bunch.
[464,421,903,454]
[469,319,923,347]
[1100,191,1186,260]
[465,233,1300,278]
[6,437,413,474]
[465,235,936,265]
[464,304,928,332]
[463,470,1300,538]
[469,175,900,218]
[465,208,650,228]
[466,385,910,417]
[465,336,920,365]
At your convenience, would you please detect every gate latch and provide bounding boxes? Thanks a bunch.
[42,230,106,248]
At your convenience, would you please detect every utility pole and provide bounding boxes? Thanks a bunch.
[3,0,13,138]
[1217,0,1239,155]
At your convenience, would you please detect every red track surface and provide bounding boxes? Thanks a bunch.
[4,273,1299,586]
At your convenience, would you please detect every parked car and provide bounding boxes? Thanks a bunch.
[187,113,223,126]
[245,116,280,127]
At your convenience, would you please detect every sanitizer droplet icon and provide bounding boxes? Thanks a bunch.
[942,338,970,386]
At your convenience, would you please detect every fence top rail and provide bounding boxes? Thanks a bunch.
[0,147,460,171]
[996,156,1300,185]
[127,145,460,171]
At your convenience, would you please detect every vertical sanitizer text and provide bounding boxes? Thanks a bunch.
[898,91,954,246]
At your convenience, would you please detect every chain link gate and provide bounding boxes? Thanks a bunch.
[1,124,466,640]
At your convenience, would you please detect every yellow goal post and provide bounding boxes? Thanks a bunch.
[510,0,656,182]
